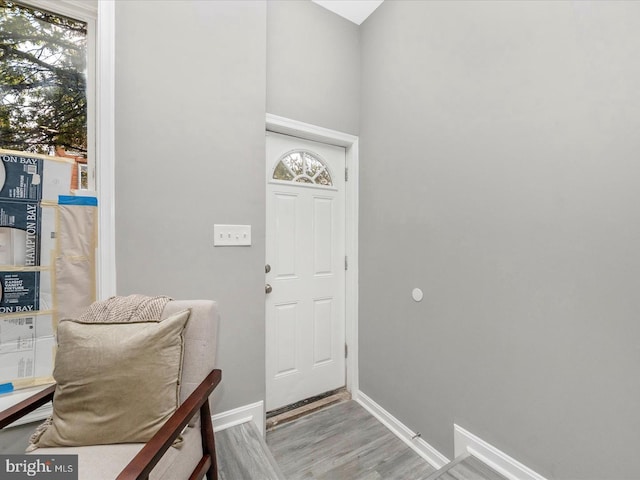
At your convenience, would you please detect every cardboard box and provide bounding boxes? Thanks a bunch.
[0,201,41,267]
[0,271,40,314]
[0,150,73,202]
[0,315,55,385]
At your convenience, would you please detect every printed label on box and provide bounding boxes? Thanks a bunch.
[0,271,39,314]
[0,149,74,203]
[0,315,54,384]
[0,152,43,201]
[0,201,41,267]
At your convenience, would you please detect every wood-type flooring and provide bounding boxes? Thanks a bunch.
[0,401,510,480]
[0,420,286,479]
[267,400,437,480]
[216,421,284,480]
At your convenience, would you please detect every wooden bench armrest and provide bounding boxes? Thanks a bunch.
[0,384,56,429]
[116,369,222,480]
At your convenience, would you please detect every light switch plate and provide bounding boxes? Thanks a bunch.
[214,224,251,246]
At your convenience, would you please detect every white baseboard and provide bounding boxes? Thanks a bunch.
[356,391,450,469]
[454,424,547,480]
[212,400,265,436]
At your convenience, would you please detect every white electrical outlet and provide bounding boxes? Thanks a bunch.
[214,224,251,246]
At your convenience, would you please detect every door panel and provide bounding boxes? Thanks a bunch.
[313,298,333,365]
[274,193,297,278]
[313,197,333,275]
[266,132,346,411]
[275,302,298,376]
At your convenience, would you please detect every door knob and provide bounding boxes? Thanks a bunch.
[265,264,271,274]
[265,284,273,294]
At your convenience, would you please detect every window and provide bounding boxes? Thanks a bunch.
[273,150,333,186]
[0,0,92,190]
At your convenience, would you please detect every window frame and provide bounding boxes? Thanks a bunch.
[14,0,97,189]
[0,0,115,420]
[13,0,116,299]
[272,149,335,187]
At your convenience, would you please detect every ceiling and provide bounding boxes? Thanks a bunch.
[312,0,384,25]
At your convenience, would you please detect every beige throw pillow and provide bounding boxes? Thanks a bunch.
[29,309,190,449]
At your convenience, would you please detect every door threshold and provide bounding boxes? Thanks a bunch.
[266,387,351,431]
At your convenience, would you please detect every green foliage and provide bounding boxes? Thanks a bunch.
[0,0,87,154]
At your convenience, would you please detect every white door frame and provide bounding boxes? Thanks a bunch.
[265,113,359,399]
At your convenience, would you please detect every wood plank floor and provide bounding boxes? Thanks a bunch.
[216,421,285,480]
[1,420,285,479]
[2,404,508,480]
[266,400,437,480]
[0,421,34,454]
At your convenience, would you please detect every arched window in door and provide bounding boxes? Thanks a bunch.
[272,150,333,186]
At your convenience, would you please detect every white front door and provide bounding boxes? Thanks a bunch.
[265,132,346,411]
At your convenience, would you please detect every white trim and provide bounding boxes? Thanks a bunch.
[454,424,548,480]
[96,0,117,298]
[356,391,450,469]
[18,0,97,20]
[212,401,265,437]
[345,138,359,398]
[265,113,360,399]
[266,114,357,148]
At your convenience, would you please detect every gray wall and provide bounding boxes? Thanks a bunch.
[267,0,360,135]
[114,0,266,413]
[359,1,640,478]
